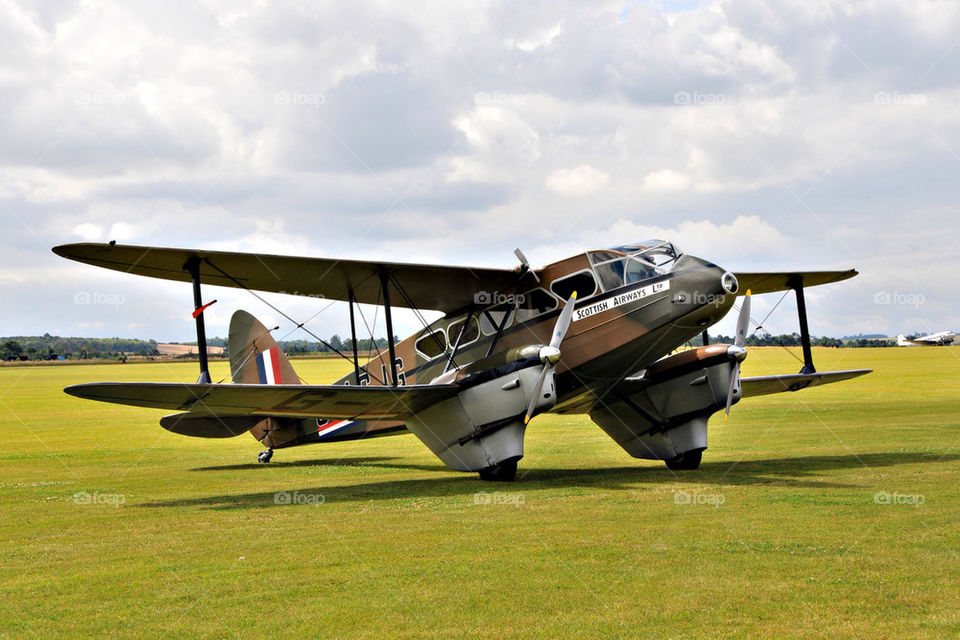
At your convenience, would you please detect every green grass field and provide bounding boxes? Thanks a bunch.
[2,346,959,638]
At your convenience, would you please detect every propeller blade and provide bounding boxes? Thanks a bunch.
[735,289,752,348]
[514,248,540,282]
[524,366,549,424]
[549,292,578,350]
[525,292,577,424]
[725,290,752,420]
[724,362,740,420]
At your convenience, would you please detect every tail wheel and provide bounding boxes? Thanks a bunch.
[478,458,518,482]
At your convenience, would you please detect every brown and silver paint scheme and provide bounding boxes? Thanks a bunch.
[331,248,736,441]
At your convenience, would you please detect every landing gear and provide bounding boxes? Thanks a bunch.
[665,449,703,471]
[478,458,518,482]
[258,449,273,464]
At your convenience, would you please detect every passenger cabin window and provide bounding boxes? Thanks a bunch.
[480,303,516,336]
[515,288,559,323]
[550,270,597,301]
[415,329,447,358]
[447,316,480,346]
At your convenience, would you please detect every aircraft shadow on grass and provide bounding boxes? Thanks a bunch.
[191,456,399,472]
[139,451,959,511]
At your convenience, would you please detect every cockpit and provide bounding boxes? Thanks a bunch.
[587,240,682,292]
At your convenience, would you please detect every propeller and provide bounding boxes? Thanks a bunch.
[514,248,541,283]
[724,289,751,420]
[524,291,577,424]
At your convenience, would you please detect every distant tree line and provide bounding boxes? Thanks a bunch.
[179,335,399,355]
[0,334,159,361]
[697,333,895,348]
[3,330,898,363]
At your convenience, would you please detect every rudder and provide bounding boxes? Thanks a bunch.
[228,310,301,385]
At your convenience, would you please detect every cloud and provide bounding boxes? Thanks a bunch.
[545,164,610,196]
[640,169,692,192]
[1,0,959,341]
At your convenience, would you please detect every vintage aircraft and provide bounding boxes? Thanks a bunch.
[53,240,870,480]
[897,331,955,347]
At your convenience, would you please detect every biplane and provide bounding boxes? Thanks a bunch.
[53,240,870,480]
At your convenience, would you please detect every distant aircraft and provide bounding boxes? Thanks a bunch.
[53,240,870,480]
[897,331,956,346]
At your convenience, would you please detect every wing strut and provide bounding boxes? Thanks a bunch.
[443,308,474,374]
[379,267,399,387]
[788,275,815,374]
[348,289,362,385]
[184,255,212,383]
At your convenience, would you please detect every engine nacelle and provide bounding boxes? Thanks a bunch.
[589,345,739,461]
[405,357,553,472]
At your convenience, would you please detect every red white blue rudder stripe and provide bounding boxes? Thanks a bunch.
[255,346,283,385]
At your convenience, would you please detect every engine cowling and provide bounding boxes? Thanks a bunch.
[589,345,741,463]
[406,347,557,473]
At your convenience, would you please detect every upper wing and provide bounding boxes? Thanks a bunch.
[734,270,858,295]
[64,381,459,420]
[741,369,871,397]
[52,243,528,313]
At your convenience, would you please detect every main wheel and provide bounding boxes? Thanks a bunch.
[665,449,702,471]
[478,458,518,482]
[258,449,273,464]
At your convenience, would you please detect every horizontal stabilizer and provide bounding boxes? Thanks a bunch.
[64,382,459,420]
[159,413,263,438]
[734,270,858,295]
[741,369,871,397]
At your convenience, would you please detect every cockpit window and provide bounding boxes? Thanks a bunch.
[588,240,682,291]
[623,257,658,284]
[588,252,624,291]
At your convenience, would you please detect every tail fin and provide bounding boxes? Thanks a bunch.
[228,310,300,384]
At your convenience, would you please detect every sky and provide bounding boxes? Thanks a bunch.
[2,0,959,343]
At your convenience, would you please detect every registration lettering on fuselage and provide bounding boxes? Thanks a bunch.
[573,280,670,322]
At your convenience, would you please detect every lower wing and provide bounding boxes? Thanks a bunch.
[740,369,871,397]
[64,382,458,420]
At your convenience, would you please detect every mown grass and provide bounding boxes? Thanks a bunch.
[1,346,959,638]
